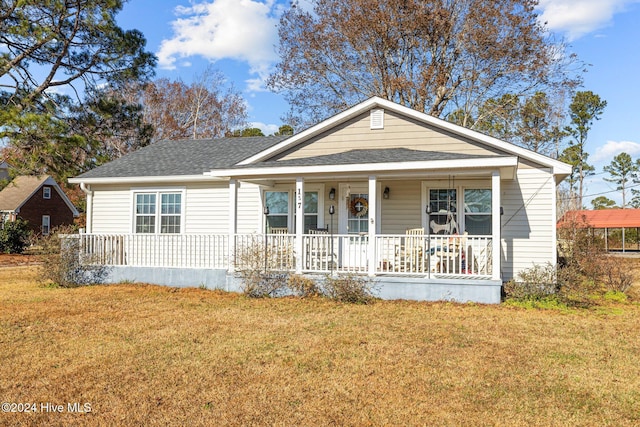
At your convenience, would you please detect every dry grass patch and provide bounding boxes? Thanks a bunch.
[1,266,640,426]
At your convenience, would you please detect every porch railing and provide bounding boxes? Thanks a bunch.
[71,233,492,278]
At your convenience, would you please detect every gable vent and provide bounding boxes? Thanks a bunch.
[370,108,384,129]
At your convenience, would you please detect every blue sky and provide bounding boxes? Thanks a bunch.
[116,0,640,207]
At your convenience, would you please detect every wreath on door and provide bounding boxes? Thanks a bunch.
[349,197,369,217]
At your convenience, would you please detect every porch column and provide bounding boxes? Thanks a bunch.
[80,183,93,233]
[295,177,304,274]
[228,179,237,273]
[368,175,377,277]
[491,171,501,281]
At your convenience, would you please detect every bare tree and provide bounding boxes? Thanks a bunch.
[268,0,580,127]
[141,67,248,142]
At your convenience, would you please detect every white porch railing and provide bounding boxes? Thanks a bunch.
[72,233,492,278]
[76,233,228,269]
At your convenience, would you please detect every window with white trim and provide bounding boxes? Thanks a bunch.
[43,186,51,199]
[42,215,50,235]
[265,190,321,233]
[463,189,492,235]
[134,192,182,234]
[428,189,458,234]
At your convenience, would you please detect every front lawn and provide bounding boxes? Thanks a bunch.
[1,265,639,426]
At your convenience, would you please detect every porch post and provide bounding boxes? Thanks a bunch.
[228,179,237,273]
[491,171,501,281]
[368,175,377,277]
[295,177,304,274]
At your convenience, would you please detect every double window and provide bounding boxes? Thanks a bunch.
[134,191,183,234]
[264,189,321,233]
[427,187,491,235]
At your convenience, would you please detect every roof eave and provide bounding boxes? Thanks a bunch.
[208,156,518,180]
[69,174,230,185]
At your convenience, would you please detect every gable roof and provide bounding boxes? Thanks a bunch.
[239,97,571,177]
[70,97,570,185]
[558,209,640,228]
[0,175,79,216]
[71,136,289,182]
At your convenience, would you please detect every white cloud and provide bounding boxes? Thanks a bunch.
[157,0,280,89]
[591,140,640,163]
[537,0,639,40]
[250,121,280,136]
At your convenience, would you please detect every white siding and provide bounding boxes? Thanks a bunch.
[501,167,556,281]
[236,182,262,234]
[184,182,228,233]
[91,182,231,234]
[380,180,422,234]
[91,185,131,233]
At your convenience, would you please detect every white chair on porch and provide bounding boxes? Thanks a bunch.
[394,228,424,273]
[307,228,332,270]
[268,227,292,269]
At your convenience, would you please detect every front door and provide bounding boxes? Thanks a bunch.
[339,184,369,270]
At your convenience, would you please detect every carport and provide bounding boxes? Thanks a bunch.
[558,209,640,252]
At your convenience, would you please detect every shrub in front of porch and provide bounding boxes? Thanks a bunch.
[38,226,110,288]
[321,274,377,304]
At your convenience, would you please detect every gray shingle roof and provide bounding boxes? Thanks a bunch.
[227,148,502,169]
[76,136,289,178]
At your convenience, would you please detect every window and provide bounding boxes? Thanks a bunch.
[265,190,322,233]
[42,215,50,235]
[135,193,156,233]
[265,191,289,231]
[134,192,182,234]
[303,192,319,232]
[43,187,51,199]
[428,189,457,234]
[347,193,369,234]
[464,189,492,235]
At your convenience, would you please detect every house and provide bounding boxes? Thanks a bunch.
[0,175,79,235]
[68,97,571,303]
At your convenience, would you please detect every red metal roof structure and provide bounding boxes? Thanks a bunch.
[558,209,640,229]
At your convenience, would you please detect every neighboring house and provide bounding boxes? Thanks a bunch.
[0,175,79,235]
[69,97,571,303]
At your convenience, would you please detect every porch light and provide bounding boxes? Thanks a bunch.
[500,206,504,216]
[383,186,390,199]
[263,206,269,215]
[329,188,336,200]
[329,205,335,215]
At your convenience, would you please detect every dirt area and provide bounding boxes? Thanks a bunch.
[0,253,42,267]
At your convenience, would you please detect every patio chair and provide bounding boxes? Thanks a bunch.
[469,243,492,275]
[267,227,292,269]
[307,228,332,270]
[394,228,424,272]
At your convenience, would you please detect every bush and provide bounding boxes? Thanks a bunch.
[0,219,31,254]
[322,273,376,304]
[504,263,559,301]
[598,256,633,293]
[242,272,290,298]
[288,274,321,298]
[235,237,291,297]
[38,227,110,288]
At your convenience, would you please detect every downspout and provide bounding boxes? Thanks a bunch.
[80,182,93,234]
